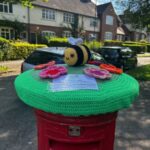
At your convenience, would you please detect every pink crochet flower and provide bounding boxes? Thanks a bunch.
[84,68,112,79]
[39,66,67,79]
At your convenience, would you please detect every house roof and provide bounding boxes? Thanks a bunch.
[97,2,112,14]
[32,0,96,17]
[117,27,125,35]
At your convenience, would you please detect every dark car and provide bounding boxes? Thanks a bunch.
[99,46,137,70]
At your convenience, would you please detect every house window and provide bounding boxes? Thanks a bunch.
[117,35,123,41]
[90,18,98,27]
[141,34,145,40]
[104,32,113,40]
[106,15,113,25]
[0,27,14,39]
[20,32,27,40]
[0,3,13,13]
[42,9,55,20]
[63,31,72,37]
[42,31,56,37]
[135,33,139,41]
[63,13,74,24]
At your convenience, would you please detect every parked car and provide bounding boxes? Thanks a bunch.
[88,51,106,66]
[99,46,137,70]
[21,47,104,72]
[21,47,65,72]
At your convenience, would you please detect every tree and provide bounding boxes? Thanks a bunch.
[0,0,48,7]
[117,0,150,30]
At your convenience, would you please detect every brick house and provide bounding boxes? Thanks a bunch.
[119,15,147,41]
[0,1,128,43]
[97,2,118,41]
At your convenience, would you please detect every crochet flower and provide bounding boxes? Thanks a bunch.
[34,61,55,70]
[84,68,112,79]
[39,65,67,79]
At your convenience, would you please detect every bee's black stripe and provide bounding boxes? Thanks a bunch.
[70,45,84,66]
[82,45,91,61]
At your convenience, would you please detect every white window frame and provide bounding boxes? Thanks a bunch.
[63,13,74,24]
[0,2,12,13]
[42,9,56,21]
[63,31,72,38]
[106,15,113,25]
[104,32,113,40]
[0,27,14,39]
[141,34,145,40]
[42,31,56,37]
[90,18,98,27]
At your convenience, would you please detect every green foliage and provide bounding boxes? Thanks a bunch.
[47,37,71,47]
[0,65,8,73]
[0,37,47,61]
[1,0,49,7]
[147,44,150,52]
[122,0,150,29]
[46,37,103,51]
[128,64,150,81]
[104,40,123,46]
[103,40,148,54]
[123,44,147,54]
[84,40,103,51]
[0,37,10,49]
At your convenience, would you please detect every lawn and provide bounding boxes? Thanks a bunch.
[128,64,150,81]
[137,53,150,57]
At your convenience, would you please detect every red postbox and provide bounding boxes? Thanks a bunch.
[35,110,117,150]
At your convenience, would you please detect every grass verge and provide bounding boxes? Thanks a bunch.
[128,64,150,81]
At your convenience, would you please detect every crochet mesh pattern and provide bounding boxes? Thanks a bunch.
[14,65,139,116]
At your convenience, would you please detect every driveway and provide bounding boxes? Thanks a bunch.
[0,60,150,150]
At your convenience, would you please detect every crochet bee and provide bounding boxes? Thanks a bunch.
[64,45,91,66]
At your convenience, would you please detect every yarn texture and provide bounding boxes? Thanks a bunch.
[14,65,139,116]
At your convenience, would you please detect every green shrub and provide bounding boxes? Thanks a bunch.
[104,40,123,46]
[0,65,8,73]
[0,37,47,61]
[0,37,10,48]
[84,40,103,51]
[6,43,47,60]
[123,44,147,54]
[147,44,150,52]
[0,51,4,61]
[47,37,103,51]
[48,37,71,47]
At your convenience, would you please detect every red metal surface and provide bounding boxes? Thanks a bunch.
[35,110,117,150]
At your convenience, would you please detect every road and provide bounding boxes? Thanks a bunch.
[0,58,150,150]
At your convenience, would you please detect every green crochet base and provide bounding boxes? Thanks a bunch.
[14,65,139,116]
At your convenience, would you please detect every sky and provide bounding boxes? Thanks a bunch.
[91,0,128,14]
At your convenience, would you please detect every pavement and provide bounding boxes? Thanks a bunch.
[0,57,150,150]
[137,57,150,66]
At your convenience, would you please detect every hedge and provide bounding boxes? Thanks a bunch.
[122,44,147,54]
[46,37,103,51]
[0,37,47,61]
[104,40,123,46]
[104,40,148,54]
[146,44,150,52]
[47,37,71,47]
